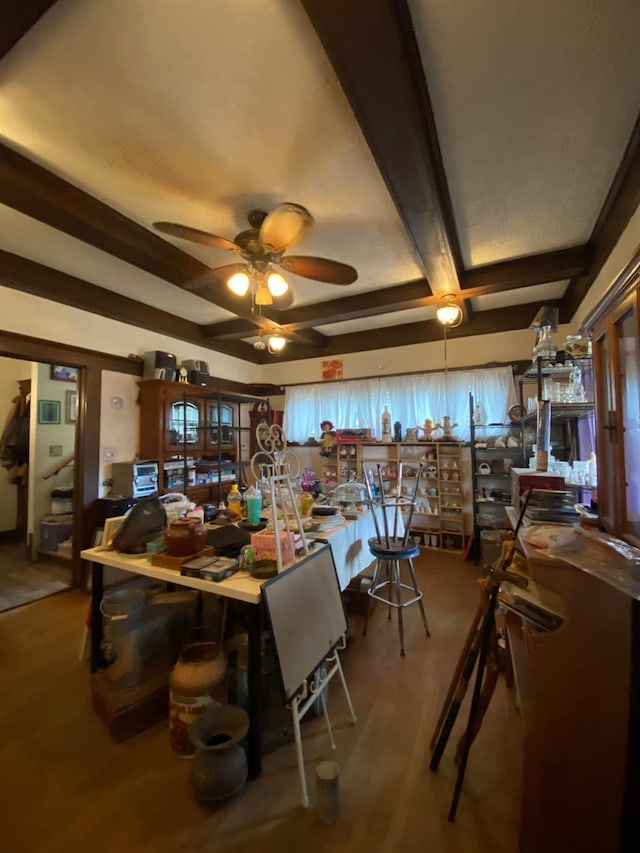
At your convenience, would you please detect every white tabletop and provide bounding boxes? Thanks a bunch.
[81,507,384,603]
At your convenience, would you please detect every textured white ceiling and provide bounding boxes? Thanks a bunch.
[409,0,640,266]
[0,0,637,348]
[0,0,423,310]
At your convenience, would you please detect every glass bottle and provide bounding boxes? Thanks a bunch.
[532,326,557,361]
[226,483,242,516]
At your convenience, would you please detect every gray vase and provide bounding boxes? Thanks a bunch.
[188,703,249,805]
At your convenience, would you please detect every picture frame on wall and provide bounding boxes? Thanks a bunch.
[38,400,61,424]
[51,365,79,382]
[65,390,78,424]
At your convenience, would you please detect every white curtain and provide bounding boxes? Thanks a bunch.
[283,367,516,443]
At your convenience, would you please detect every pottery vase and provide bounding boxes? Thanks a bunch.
[189,703,249,805]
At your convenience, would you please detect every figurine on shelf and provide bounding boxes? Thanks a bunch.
[381,405,392,444]
[418,418,441,441]
[440,415,459,440]
[319,420,336,457]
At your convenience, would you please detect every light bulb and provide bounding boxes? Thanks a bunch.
[436,297,462,326]
[267,272,288,297]
[267,333,286,354]
[253,335,267,351]
[227,271,250,296]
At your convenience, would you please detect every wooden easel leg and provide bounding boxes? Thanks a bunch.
[430,594,489,770]
[454,625,500,765]
[448,585,499,821]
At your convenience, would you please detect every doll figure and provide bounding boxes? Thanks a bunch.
[441,415,459,439]
[319,420,336,457]
[418,418,441,440]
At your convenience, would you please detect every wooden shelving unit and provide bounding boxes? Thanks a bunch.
[358,441,466,552]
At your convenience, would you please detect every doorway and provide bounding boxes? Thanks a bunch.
[0,357,77,612]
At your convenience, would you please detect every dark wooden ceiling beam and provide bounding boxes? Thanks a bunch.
[1,1,59,60]
[461,245,593,293]
[562,113,640,321]
[0,142,282,326]
[0,249,261,363]
[301,0,462,296]
[274,281,433,330]
[274,301,555,360]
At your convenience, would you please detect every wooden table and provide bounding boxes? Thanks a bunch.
[81,508,382,778]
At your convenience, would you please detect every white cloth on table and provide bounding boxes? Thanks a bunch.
[324,507,404,590]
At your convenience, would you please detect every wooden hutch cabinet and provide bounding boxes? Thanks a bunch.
[138,380,268,505]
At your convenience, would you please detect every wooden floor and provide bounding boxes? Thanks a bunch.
[0,541,71,613]
[0,551,522,853]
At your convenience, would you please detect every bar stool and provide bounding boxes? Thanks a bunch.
[363,462,430,656]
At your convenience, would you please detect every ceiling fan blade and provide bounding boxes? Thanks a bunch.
[259,203,314,252]
[182,263,247,292]
[279,255,357,285]
[154,221,241,252]
[270,289,294,309]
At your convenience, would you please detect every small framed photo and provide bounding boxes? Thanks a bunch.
[102,515,128,550]
[65,390,78,424]
[38,400,61,425]
[51,365,79,382]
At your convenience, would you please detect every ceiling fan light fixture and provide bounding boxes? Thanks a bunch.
[253,334,267,351]
[267,271,288,297]
[436,294,463,327]
[255,280,273,305]
[267,332,286,354]
[227,271,250,296]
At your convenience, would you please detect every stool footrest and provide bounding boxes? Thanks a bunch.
[368,582,423,608]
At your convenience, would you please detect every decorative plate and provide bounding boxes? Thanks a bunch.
[508,404,526,423]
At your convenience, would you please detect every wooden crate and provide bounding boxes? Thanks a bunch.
[91,667,171,742]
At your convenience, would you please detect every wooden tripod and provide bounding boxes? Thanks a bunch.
[430,490,532,821]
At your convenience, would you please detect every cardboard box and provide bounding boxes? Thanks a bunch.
[511,468,565,506]
[39,521,73,552]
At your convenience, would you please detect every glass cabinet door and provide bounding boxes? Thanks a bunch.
[206,401,234,449]
[617,300,640,542]
[167,397,204,451]
[594,292,640,543]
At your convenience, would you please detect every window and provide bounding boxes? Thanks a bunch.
[283,367,516,444]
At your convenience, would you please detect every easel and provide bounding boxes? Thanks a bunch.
[289,639,356,807]
[429,489,532,821]
[262,544,357,808]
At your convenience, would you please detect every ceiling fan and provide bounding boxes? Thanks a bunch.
[153,202,358,306]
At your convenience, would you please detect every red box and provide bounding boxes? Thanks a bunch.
[335,428,372,443]
[511,468,565,506]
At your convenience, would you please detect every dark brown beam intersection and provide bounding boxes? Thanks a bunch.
[302,0,462,295]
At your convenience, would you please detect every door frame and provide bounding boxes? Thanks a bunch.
[0,330,141,587]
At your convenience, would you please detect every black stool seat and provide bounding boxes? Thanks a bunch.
[368,537,420,561]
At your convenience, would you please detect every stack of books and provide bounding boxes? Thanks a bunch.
[523,489,579,525]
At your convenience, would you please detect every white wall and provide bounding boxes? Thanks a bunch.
[0,286,256,385]
[0,356,31,531]
[99,371,142,498]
